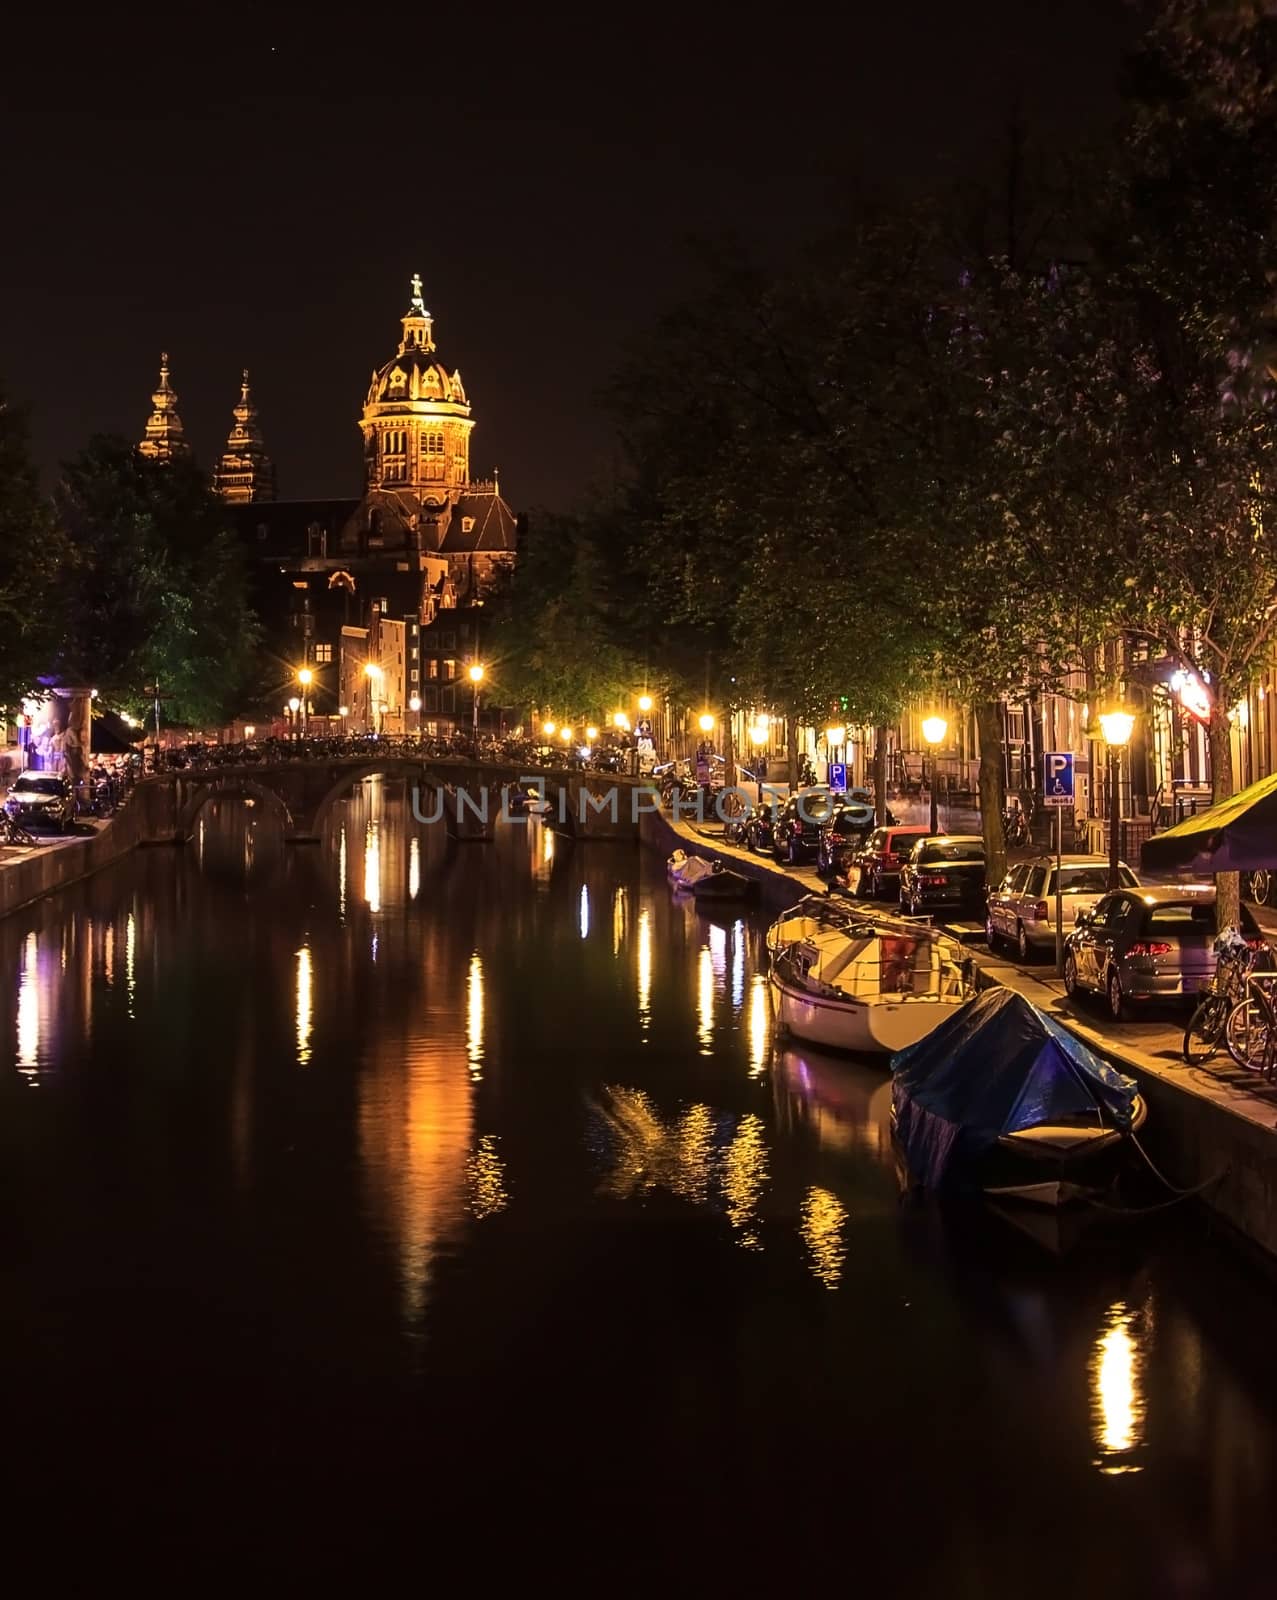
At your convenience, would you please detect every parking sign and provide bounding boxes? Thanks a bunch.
[828,761,847,793]
[1043,752,1074,808]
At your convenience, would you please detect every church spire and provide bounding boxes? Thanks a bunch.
[138,351,190,462]
[399,271,435,354]
[214,368,276,504]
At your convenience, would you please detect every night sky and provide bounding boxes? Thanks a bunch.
[4,4,1136,514]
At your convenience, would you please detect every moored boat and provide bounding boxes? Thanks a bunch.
[890,987,1146,1207]
[767,911,973,1053]
[667,849,755,902]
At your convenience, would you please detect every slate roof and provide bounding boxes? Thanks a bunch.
[437,491,519,554]
[231,499,360,559]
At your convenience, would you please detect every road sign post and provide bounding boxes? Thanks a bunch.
[828,761,847,794]
[1043,753,1075,976]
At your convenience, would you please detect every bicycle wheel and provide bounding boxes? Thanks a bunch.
[1225,995,1273,1073]
[1184,993,1228,1065]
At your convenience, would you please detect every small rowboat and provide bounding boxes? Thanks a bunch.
[667,850,756,902]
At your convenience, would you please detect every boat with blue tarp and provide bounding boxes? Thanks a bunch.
[890,988,1146,1207]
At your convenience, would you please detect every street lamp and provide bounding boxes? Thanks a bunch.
[297,666,313,736]
[1099,708,1135,892]
[469,662,485,742]
[613,712,630,731]
[921,715,948,836]
[560,726,573,748]
[698,713,715,734]
[638,694,653,714]
[585,725,598,743]
[543,720,557,738]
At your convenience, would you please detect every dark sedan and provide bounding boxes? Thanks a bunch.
[816,799,878,876]
[5,772,74,832]
[771,791,838,865]
[898,835,987,916]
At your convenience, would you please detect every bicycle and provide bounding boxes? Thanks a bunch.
[1222,969,1277,1079]
[0,813,39,848]
[1183,938,1257,1065]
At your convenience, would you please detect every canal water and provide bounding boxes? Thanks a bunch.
[2,778,1276,1591]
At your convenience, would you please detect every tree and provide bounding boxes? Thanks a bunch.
[0,388,69,705]
[54,438,259,728]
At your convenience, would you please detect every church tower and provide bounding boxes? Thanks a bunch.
[360,274,474,505]
[138,352,190,462]
[214,369,276,503]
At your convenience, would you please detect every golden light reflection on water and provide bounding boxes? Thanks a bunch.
[17,931,39,1073]
[408,835,421,901]
[748,975,769,1078]
[1091,1300,1147,1473]
[467,952,485,1079]
[800,1186,849,1289]
[579,884,590,940]
[637,908,652,1035]
[542,824,555,864]
[731,920,745,1011]
[125,911,137,1018]
[697,945,714,1054]
[612,886,626,956]
[721,1113,768,1248]
[364,819,381,913]
[338,826,348,920]
[103,921,114,987]
[465,1133,508,1219]
[596,1088,716,1206]
[295,945,313,1065]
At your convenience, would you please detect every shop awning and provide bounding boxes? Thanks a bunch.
[1140,771,1277,875]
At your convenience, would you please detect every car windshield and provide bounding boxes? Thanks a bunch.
[919,843,984,864]
[1143,903,1216,936]
[15,776,65,795]
[1055,867,1110,895]
[833,809,872,829]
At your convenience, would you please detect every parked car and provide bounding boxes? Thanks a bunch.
[772,790,838,865]
[845,824,931,898]
[898,835,987,916]
[987,854,1141,962]
[816,799,879,876]
[1064,885,1268,1021]
[4,772,74,833]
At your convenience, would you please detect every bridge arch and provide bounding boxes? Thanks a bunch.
[305,760,454,840]
[176,776,296,839]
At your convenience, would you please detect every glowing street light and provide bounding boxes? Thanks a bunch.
[638,694,653,713]
[560,726,573,743]
[288,696,301,712]
[585,725,598,742]
[297,667,313,688]
[409,694,422,714]
[295,666,314,736]
[698,713,715,734]
[922,715,947,835]
[614,712,630,731]
[468,662,485,740]
[1100,707,1136,892]
[825,724,846,747]
[543,720,557,737]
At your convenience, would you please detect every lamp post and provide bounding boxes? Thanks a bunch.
[363,662,382,735]
[1099,708,1135,892]
[921,715,948,836]
[297,667,313,738]
[469,663,485,743]
[288,696,301,743]
[825,724,846,789]
[409,693,422,736]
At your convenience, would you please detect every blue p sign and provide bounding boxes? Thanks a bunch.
[1044,752,1074,806]
[828,762,847,792]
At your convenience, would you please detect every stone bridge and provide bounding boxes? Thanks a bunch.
[129,757,650,844]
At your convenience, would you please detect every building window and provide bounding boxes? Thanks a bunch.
[442,687,456,713]
[423,688,439,713]
[427,659,439,679]
[424,432,444,455]
[410,667,419,683]
[443,658,457,681]
[314,643,333,664]
[440,631,455,652]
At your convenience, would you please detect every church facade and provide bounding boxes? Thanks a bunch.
[138,277,519,734]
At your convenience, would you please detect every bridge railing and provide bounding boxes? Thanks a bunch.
[147,734,646,780]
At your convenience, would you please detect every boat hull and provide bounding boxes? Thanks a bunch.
[769,968,961,1054]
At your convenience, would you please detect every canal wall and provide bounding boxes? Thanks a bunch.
[640,806,1277,1262]
[0,780,183,920]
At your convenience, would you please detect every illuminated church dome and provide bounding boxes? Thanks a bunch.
[361,274,473,501]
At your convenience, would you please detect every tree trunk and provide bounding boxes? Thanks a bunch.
[1209,703,1239,933]
[873,725,889,824]
[787,714,800,792]
[976,699,1008,889]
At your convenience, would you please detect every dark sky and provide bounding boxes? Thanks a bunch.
[3,3,1137,514]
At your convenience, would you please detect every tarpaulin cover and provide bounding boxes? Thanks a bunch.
[1140,770,1277,875]
[890,988,1138,1190]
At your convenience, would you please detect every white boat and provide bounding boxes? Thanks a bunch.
[667,849,754,901]
[768,911,973,1054]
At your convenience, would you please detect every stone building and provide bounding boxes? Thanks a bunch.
[138,353,190,462]
[213,370,275,503]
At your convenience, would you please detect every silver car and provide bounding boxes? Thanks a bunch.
[987,854,1140,962]
[1064,884,1266,1021]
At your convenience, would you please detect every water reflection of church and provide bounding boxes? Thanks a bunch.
[138,276,519,734]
